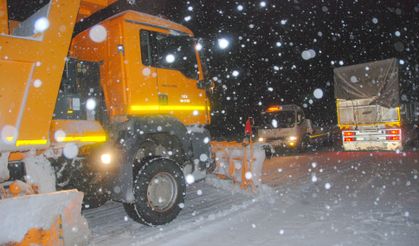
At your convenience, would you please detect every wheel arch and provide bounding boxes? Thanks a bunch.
[110,116,193,202]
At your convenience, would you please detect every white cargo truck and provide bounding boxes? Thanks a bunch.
[334,58,419,151]
[256,104,314,150]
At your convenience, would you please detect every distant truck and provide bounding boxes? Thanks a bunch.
[256,104,325,151]
[334,58,419,151]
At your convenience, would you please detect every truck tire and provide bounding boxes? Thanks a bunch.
[123,157,186,226]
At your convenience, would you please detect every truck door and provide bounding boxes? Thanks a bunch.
[144,30,205,124]
[130,29,159,112]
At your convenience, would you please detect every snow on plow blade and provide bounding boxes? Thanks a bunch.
[211,141,266,191]
[0,190,89,245]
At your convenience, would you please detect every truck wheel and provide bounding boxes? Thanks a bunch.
[123,157,186,226]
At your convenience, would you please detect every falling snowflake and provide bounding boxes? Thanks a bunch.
[245,172,253,180]
[34,17,50,33]
[301,49,316,60]
[86,98,97,110]
[165,54,176,63]
[63,143,79,159]
[33,79,42,88]
[313,88,324,99]
[218,38,230,49]
[324,183,332,190]
[186,174,195,184]
[89,24,107,43]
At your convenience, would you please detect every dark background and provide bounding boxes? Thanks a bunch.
[9,0,419,138]
[162,0,419,138]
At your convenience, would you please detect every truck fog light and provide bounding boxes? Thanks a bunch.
[258,137,264,142]
[100,153,112,165]
[289,136,297,141]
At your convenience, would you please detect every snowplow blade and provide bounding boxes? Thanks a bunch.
[211,141,266,191]
[0,190,89,245]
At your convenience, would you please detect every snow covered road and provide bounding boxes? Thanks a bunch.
[85,151,419,245]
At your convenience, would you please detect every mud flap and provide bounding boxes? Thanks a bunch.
[0,190,90,245]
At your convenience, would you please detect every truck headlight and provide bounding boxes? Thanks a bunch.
[289,136,297,141]
[258,137,265,142]
[100,153,112,165]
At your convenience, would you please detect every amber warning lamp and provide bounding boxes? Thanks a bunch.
[266,105,282,113]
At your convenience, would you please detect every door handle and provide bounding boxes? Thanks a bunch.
[159,94,168,105]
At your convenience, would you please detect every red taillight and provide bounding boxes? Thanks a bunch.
[343,131,356,136]
[344,137,356,142]
[386,129,400,135]
[386,136,400,141]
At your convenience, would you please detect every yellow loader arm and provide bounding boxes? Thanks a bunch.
[0,0,81,152]
[0,0,117,153]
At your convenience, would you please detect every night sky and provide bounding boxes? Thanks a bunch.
[159,0,419,137]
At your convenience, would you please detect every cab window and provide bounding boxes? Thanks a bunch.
[140,30,199,80]
[262,111,296,128]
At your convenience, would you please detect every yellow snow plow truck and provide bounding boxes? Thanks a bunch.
[0,0,212,244]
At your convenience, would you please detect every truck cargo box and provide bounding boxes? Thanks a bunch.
[334,58,399,108]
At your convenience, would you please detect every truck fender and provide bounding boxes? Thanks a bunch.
[109,116,194,202]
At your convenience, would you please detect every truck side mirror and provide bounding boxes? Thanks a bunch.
[297,113,304,125]
[197,79,212,89]
[297,119,304,125]
[197,79,215,95]
[195,38,214,93]
[195,37,208,75]
[305,119,314,133]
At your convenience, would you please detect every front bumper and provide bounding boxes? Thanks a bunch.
[259,139,298,149]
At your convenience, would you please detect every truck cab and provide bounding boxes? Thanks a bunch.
[55,9,212,225]
[257,104,313,150]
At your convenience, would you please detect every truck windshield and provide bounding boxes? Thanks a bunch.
[262,111,296,128]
